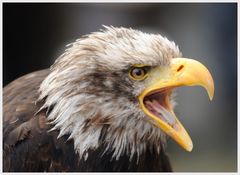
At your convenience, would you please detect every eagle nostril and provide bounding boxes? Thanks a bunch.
[177,65,184,72]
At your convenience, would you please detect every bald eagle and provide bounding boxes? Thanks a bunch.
[3,26,214,172]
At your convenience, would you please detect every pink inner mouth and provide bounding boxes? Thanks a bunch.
[143,90,177,126]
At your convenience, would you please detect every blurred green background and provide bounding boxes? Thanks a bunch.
[3,3,237,172]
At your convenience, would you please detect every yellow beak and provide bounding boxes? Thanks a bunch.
[138,58,214,152]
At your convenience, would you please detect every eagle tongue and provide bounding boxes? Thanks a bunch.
[144,99,176,126]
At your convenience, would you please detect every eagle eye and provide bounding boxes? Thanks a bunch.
[129,65,150,81]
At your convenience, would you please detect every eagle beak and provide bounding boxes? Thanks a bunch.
[138,58,214,152]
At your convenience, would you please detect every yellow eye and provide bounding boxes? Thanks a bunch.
[129,66,150,80]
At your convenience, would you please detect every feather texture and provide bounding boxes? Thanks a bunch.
[3,70,172,172]
[3,26,182,172]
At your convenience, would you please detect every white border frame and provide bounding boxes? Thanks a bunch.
[0,1,238,174]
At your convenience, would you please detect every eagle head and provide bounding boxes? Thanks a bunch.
[39,26,214,161]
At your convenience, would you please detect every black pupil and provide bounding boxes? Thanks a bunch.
[133,68,144,77]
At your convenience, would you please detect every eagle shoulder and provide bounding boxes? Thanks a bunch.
[3,69,50,143]
[3,69,78,172]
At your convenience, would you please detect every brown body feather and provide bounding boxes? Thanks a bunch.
[3,70,172,172]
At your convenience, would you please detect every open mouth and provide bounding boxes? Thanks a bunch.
[138,58,214,152]
[143,89,177,129]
